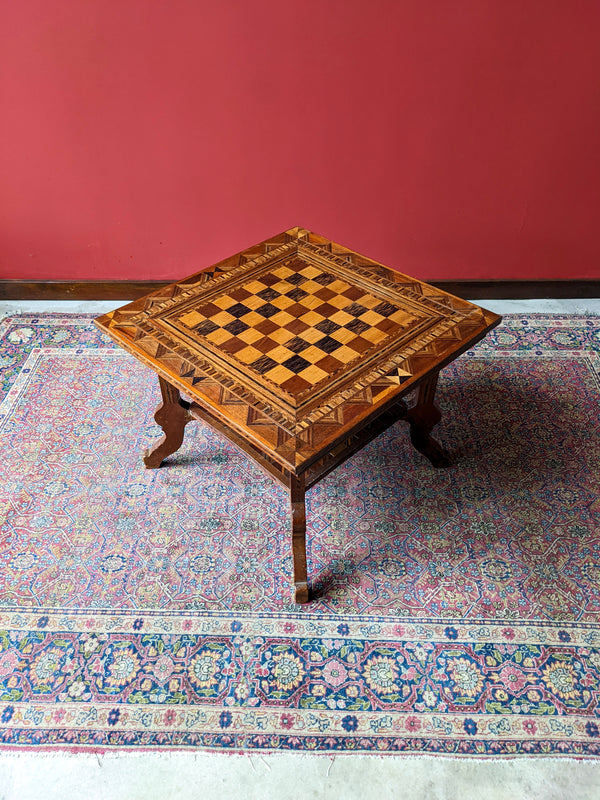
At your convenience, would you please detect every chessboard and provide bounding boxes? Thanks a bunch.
[174,258,412,395]
[154,255,440,419]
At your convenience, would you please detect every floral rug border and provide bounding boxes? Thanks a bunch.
[1,607,600,755]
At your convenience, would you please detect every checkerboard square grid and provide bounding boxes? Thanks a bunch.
[176,262,416,393]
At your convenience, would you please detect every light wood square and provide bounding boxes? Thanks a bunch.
[299,344,326,363]
[243,280,269,294]
[270,311,295,327]
[329,346,357,364]
[298,327,325,344]
[359,295,386,309]
[272,295,295,309]
[264,364,295,384]
[297,279,322,294]
[240,311,267,327]
[298,364,329,383]
[299,310,325,326]
[329,310,354,326]
[360,309,385,326]
[244,294,267,310]
[209,310,236,327]
[389,309,415,326]
[298,264,321,278]
[297,294,323,310]
[234,345,263,364]
[361,327,388,344]
[179,310,205,328]
[213,294,236,309]
[237,327,263,344]
[271,280,294,295]
[331,327,355,344]
[272,265,294,279]
[327,279,352,294]
[268,344,295,363]
[328,295,354,310]
[269,327,295,344]
[206,328,235,345]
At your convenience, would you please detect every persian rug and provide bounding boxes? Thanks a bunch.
[0,311,599,755]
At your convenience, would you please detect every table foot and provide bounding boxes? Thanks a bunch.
[290,475,310,603]
[406,372,452,468]
[294,581,310,604]
[409,418,452,468]
[143,376,192,468]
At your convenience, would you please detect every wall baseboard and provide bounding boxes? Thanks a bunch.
[1,279,600,302]
[0,281,168,301]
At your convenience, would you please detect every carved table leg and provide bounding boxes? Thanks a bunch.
[405,372,452,468]
[143,376,193,468]
[290,474,309,604]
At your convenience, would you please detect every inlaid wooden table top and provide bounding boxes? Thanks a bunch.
[96,227,501,603]
[95,227,501,475]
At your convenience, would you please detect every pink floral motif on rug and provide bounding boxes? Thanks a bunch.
[0,313,599,754]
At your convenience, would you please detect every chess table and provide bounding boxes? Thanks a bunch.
[95,227,501,603]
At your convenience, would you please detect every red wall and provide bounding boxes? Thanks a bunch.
[2,0,600,282]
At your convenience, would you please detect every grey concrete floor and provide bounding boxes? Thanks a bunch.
[0,298,599,800]
[2,751,600,800]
